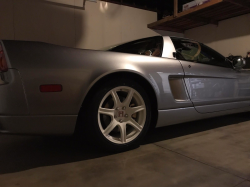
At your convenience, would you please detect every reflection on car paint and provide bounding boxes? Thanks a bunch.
[188,78,236,100]
[158,72,171,93]
[148,74,160,96]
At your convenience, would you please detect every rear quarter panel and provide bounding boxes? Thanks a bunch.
[3,41,192,115]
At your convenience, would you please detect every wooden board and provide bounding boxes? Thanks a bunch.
[148,0,250,33]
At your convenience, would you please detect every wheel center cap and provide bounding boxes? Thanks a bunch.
[115,109,128,122]
[116,110,125,118]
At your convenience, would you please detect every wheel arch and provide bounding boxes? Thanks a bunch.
[75,71,158,133]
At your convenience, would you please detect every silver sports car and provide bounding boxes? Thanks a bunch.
[0,36,247,151]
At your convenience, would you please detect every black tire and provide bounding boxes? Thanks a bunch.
[83,78,152,152]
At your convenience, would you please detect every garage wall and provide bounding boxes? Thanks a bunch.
[185,13,250,57]
[75,1,158,49]
[0,0,183,50]
[154,29,184,38]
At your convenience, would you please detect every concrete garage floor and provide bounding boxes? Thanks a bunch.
[1,113,250,187]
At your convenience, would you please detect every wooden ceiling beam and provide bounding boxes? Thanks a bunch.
[148,0,250,33]
[148,0,223,29]
[187,15,218,25]
[148,25,184,33]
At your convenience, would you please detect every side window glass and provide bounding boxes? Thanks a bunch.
[177,41,201,61]
[109,37,163,57]
[171,38,231,68]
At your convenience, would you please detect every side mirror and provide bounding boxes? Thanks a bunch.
[232,56,246,70]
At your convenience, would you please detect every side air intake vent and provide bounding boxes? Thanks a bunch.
[169,78,189,101]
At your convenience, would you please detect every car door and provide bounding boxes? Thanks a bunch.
[171,37,250,113]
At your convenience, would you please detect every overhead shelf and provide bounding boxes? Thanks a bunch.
[148,0,250,33]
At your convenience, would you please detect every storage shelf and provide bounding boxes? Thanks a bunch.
[148,0,250,33]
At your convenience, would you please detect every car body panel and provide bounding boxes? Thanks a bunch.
[156,104,250,128]
[0,69,28,115]
[0,36,250,135]
[2,39,192,116]
[180,59,250,113]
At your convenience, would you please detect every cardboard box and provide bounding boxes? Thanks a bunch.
[183,1,197,11]
[196,0,210,5]
[183,0,210,11]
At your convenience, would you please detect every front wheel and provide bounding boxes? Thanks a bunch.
[85,79,152,152]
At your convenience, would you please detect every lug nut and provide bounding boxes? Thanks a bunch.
[119,119,123,123]
[125,114,128,118]
[122,106,126,110]
[116,107,119,110]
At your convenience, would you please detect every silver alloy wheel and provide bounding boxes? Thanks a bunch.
[98,86,146,144]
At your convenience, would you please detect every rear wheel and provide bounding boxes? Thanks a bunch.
[84,79,151,152]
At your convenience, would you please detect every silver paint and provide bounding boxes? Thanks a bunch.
[180,60,250,113]
[3,39,192,115]
[156,104,250,128]
[1,36,250,135]
[0,69,28,115]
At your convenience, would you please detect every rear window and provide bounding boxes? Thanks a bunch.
[109,36,163,57]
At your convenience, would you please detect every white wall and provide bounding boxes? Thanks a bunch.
[0,0,183,50]
[75,1,159,49]
[185,13,250,57]
[154,30,184,38]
